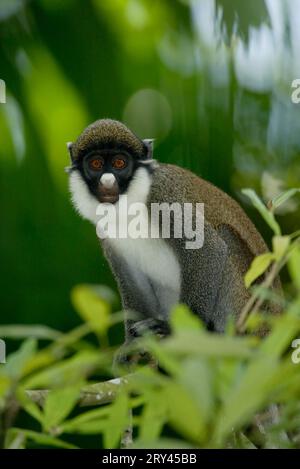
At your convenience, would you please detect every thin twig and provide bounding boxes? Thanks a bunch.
[121,410,133,448]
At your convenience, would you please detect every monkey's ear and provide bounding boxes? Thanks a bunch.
[66,142,74,162]
[143,139,154,159]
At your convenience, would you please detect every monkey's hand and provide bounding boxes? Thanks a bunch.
[128,318,170,339]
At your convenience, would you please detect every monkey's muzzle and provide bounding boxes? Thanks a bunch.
[98,173,119,204]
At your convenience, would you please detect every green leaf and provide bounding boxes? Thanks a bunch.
[234,432,257,449]
[63,419,108,434]
[103,391,129,449]
[8,428,78,449]
[23,350,102,389]
[0,325,62,341]
[272,235,290,260]
[260,298,300,357]
[216,360,244,402]
[22,350,61,376]
[71,284,110,336]
[244,253,274,288]
[213,356,278,445]
[17,394,44,424]
[164,331,255,359]
[43,384,83,431]
[170,304,203,333]
[61,406,110,433]
[0,375,11,404]
[145,338,180,376]
[139,391,167,441]
[165,381,206,444]
[288,244,300,290]
[4,429,26,449]
[242,189,281,235]
[270,188,300,212]
[178,358,213,424]
[5,339,37,380]
[91,285,119,309]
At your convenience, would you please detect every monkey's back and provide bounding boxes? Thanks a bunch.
[151,163,268,257]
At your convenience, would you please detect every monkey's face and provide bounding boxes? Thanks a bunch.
[68,119,154,215]
[78,149,136,204]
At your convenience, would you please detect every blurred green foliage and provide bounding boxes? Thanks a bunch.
[1,0,300,449]
[1,0,300,331]
[0,188,300,449]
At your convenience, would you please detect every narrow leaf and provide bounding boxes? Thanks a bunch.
[270,188,300,212]
[244,253,274,288]
[242,189,281,235]
[288,244,300,290]
[103,391,129,449]
[170,304,203,333]
[140,392,167,441]
[8,428,78,449]
[5,339,37,380]
[71,284,110,336]
[43,384,82,431]
[272,235,290,260]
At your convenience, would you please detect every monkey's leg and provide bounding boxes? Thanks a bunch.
[177,222,230,331]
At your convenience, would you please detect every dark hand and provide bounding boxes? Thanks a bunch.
[128,318,170,339]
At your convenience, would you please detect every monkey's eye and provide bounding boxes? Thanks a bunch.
[112,157,127,170]
[89,158,104,171]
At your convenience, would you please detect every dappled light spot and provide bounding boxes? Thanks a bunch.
[123,89,172,142]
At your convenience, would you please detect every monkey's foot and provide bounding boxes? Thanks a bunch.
[112,319,169,375]
[112,342,156,375]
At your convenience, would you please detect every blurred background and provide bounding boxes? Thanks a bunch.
[1,0,300,332]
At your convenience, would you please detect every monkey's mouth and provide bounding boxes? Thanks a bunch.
[98,194,119,204]
[97,179,120,204]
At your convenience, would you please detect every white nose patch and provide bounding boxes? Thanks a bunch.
[100,173,116,188]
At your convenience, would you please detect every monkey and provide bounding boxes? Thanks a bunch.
[67,118,279,355]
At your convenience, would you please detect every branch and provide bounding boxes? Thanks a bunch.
[25,376,130,408]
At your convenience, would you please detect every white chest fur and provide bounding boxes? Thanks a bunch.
[109,234,181,293]
[69,167,181,296]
